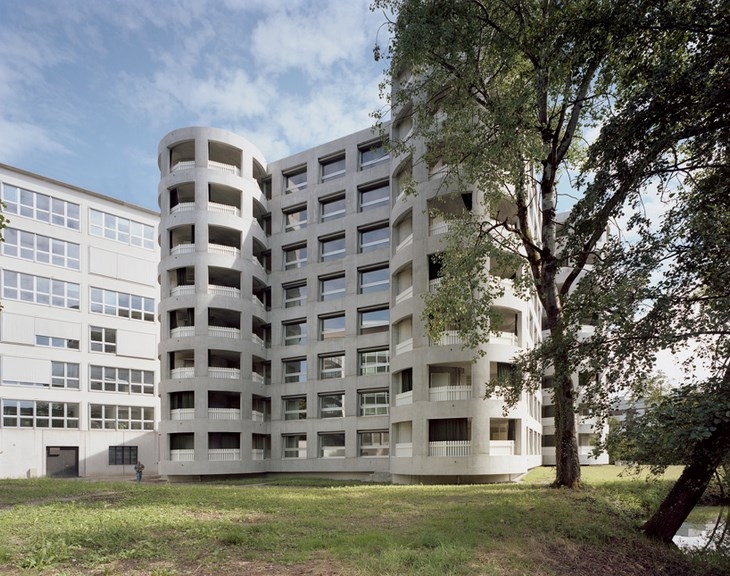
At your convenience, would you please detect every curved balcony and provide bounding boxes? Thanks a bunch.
[207,367,240,380]
[171,367,194,379]
[208,243,240,258]
[428,441,472,457]
[170,408,195,420]
[208,201,240,217]
[170,449,195,461]
[208,408,241,420]
[170,285,195,297]
[208,285,241,298]
[209,326,241,339]
[208,448,241,461]
[171,243,195,256]
[428,385,472,402]
[170,202,195,214]
[171,326,195,338]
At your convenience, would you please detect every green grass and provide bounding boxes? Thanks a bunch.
[0,468,725,576]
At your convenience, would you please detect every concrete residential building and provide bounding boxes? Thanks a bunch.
[0,164,160,479]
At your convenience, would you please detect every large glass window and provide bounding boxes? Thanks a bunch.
[284,168,307,194]
[2,400,79,428]
[1,184,79,229]
[51,362,80,389]
[320,154,346,182]
[359,390,389,416]
[359,349,390,375]
[90,287,155,322]
[359,142,388,169]
[90,404,154,430]
[90,366,154,394]
[320,234,346,261]
[320,314,345,339]
[283,434,307,458]
[283,243,307,270]
[319,432,345,457]
[283,358,307,383]
[358,431,389,457]
[359,182,389,211]
[36,335,80,350]
[319,393,344,418]
[2,271,80,309]
[283,282,307,308]
[2,229,80,269]
[283,396,307,420]
[359,308,389,335]
[283,320,307,346]
[90,326,117,354]
[320,274,346,301]
[109,445,138,465]
[359,265,389,294]
[320,354,344,379]
[284,205,307,231]
[359,225,389,253]
[89,209,154,249]
[320,194,346,222]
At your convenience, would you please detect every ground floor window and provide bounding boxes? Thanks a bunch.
[358,430,389,457]
[319,432,345,458]
[108,445,138,465]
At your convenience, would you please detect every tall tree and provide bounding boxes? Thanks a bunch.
[372,0,679,487]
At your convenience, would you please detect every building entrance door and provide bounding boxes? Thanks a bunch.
[46,447,79,477]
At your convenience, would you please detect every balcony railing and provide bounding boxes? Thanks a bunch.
[395,286,413,305]
[208,448,240,461]
[252,410,266,422]
[428,385,472,402]
[432,330,462,346]
[208,202,240,217]
[208,160,240,176]
[251,372,265,385]
[429,220,449,236]
[208,284,241,298]
[489,440,515,456]
[171,243,195,256]
[208,408,240,420]
[170,449,194,461]
[395,233,413,252]
[208,367,240,379]
[171,326,195,338]
[170,408,195,420]
[395,391,413,406]
[428,441,472,457]
[395,339,413,355]
[251,449,269,461]
[251,333,268,347]
[489,332,519,347]
[208,243,240,257]
[395,442,413,457]
[429,278,441,292]
[209,326,240,339]
[170,202,195,214]
[171,160,195,172]
[170,285,195,297]
[171,367,194,379]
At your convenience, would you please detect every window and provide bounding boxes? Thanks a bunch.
[359,225,389,253]
[283,358,307,383]
[320,274,346,301]
[35,335,80,350]
[283,243,307,269]
[90,366,154,394]
[2,270,80,309]
[2,400,79,428]
[109,445,138,465]
[359,266,389,294]
[399,368,413,393]
[89,209,154,249]
[320,194,346,222]
[543,434,556,448]
[284,205,307,231]
[283,434,307,458]
[284,396,307,420]
[359,390,389,416]
[359,141,388,169]
[320,314,345,339]
[319,432,346,457]
[320,354,344,379]
[90,326,117,354]
[283,282,307,308]
[320,393,344,418]
[1,184,79,229]
[359,308,389,335]
[2,229,80,269]
[51,362,80,389]
[320,154,346,182]
[90,288,155,321]
[283,320,307,346]
[359,349,390,375]
[359,182,389,211]
[284,167,307,194]
[320,234,346,261]
[542,404,555,418]
[359,431,389,456]
[90,404,155,430]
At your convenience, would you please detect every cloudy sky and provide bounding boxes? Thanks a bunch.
[0,0,391,211]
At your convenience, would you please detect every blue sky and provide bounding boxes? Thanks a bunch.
[0,0,390,211]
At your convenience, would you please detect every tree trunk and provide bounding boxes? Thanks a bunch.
[553,365,582,488]
[641,420,730,542]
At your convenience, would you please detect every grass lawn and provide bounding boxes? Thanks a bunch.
[0,467,726,576]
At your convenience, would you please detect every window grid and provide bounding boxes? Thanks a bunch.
[319,393,344,418]
[320,235,346,261]
[90,287,155,322]
[2,271,80,309]
[284,169,307,194]
[283,358,307,383]
[2,400,79,428]
[320,274,346,301]
[283,397,307,420]
[284,244,307,270]
[320,354,344,379]
[359,431,389,456]
[320,195,346,222]
[90,326,117,354]
[89,209,155,249]
[90,366,154,394]
[359,266,389,294]
[283,283,307,308]
[109,445,138,465]
[359,308,390,335]
[283,320,307,346]
[359,391,390,416]
[359,225,390,253]
[319,432,346,458]
[0,183,80,229]
[51,362,80,389]
[320,314,345,339]
[359,349,390,375]
[320,155,346,182]
[359,143,389,169]
[2,229,80,269]
[284,206,308,231]
[89,404,155,430]
[36,335,80,350]
[359,183,389,211]
[283,434,307,458]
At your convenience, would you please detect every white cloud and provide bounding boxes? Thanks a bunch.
[0,119,69,164]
